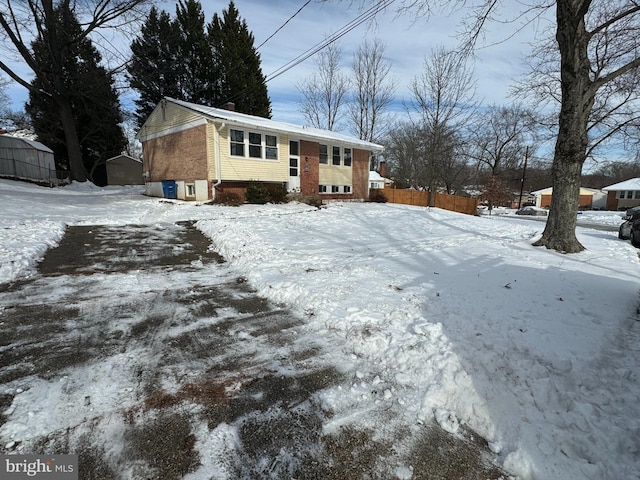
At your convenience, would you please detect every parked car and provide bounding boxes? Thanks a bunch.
[515,206,548,216]
[618,206,640,240]
[630,212,640,248]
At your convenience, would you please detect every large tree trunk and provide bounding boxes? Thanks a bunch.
[56,92,87,182]
[533,0,594,253]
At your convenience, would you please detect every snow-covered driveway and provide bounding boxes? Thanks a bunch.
[0,219,505,479]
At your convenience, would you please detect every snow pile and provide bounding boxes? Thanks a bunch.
[196,202,640,480]
[1,179,639,479]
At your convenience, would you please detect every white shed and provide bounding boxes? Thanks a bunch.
[0,135,62,185]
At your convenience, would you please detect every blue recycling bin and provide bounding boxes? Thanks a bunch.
[162,180,177,199]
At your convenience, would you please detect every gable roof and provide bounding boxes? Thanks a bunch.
[603,178,640,191]
[106,154,142,164]
[143,97,384,153]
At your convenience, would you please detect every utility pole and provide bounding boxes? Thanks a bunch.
[518,146,529,209]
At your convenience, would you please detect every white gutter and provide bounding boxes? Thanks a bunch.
[213,122,225,191]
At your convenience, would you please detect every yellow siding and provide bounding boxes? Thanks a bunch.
[319,164,353,185]
[216,125,289,182]
[139,102,204,138]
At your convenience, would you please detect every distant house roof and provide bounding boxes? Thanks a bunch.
[141,97,384,153]
[603,178,640,191]
[369,171,385,182]
[531,186,604,195]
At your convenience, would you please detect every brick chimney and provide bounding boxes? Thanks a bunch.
[379,160,386,178]
[221,102,235,111]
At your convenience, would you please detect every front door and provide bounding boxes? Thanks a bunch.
[289,140,300,192]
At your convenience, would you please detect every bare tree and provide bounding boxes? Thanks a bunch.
[469,104,537,179]
[385,119,471,194]
[407,47,477,198]
[356,0,640,252]
[348,38,396,142]
[483,175,514,212]
[531,1,640,252]
[0,0,149,182]
[297,42,349,130]
[384,121,425,188]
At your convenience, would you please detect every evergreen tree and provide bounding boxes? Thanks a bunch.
[209,1,271,118]
[27,4,126,184]
[127,7,182,127]
[174,0,217,105]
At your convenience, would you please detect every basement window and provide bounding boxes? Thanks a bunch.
[186,183,195,197]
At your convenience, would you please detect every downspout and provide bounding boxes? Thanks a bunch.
[213,122,225,197]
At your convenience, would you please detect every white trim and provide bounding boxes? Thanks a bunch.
[161,97,384,152]
[137,118,207,142]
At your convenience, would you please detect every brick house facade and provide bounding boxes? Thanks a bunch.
[136,98,383,202]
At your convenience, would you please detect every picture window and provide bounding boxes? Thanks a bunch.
[229,129,278,160]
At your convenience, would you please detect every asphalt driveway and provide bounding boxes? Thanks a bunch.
[0,221,507,479]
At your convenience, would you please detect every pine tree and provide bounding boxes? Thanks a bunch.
[127,7,182,127]
[27,3,126,185]
[174,0,217,105]
[209,1,271,118]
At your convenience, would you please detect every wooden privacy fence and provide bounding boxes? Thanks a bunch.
[383,188,478,216]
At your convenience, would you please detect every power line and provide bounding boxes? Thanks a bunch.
[221,0,395,109]
[264,0,396,83]
[255,0,312,51]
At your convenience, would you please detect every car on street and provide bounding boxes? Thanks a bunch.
[618,206,640,240]
[515,206,548,216]
[630,212,640,248]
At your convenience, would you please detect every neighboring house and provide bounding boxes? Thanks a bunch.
[106,154,144,185]
[531,186,607,210]
[0,134,63,185]
[136,97,384,201]
[369,170,392,189]
[602,178,640,210]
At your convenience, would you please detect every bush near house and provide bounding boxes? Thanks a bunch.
[245,181,289,204]
[368,189,388,203]
[213,190,243,206]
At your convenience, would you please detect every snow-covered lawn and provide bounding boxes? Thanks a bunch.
[1,179,639,480]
